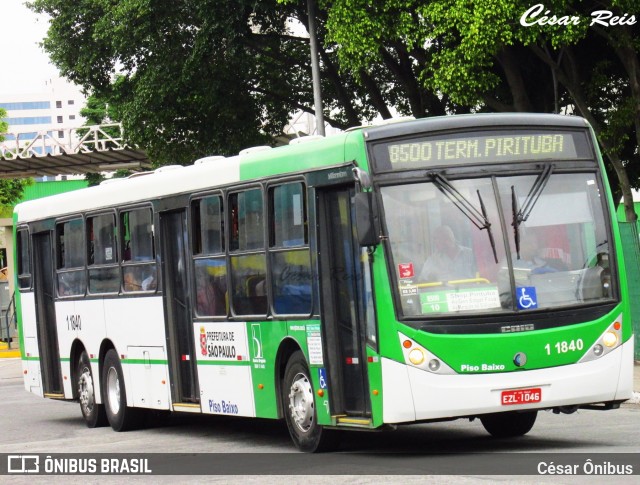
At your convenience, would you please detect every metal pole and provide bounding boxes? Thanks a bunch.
[307,0,325,136]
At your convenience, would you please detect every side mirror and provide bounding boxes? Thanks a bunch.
[354,192,379,247]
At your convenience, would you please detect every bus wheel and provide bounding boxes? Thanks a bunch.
[102,349,139,431]
[480,410,537,438]
[76,351,107,427]
[282,351,336,452]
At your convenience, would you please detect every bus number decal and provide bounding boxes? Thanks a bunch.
[66,314,82,331]
[544,339,583,355]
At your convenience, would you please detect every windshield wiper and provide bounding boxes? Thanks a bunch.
[512,164,554,258]
[429,172,498,264]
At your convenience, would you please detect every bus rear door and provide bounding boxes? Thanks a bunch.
[32,231,64,397]
[160,209,200,407]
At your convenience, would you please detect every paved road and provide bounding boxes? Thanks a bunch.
[1,358,638,483]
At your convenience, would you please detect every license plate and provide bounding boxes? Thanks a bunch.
[501,388,541,405]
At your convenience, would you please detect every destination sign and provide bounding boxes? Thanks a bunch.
[370,129,591,172]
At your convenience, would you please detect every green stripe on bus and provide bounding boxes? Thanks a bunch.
[122,359,168,365]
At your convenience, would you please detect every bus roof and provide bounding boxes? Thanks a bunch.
[15,113,590,223]
[361,113,589,141]
[15,130,362,223]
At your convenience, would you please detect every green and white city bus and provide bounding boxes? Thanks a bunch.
[13,114,633,451]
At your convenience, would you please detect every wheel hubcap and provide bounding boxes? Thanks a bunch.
[78,367,94,414]
[288,372,314,433]
[106,367,121,415]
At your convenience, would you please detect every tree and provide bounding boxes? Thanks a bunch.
[324,0,639,220]
[30,1,639,219]
[0,108,32,207]
[30,0,406,165]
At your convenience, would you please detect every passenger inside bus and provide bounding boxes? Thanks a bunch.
[512,234,567,274]
[195,264,226,316]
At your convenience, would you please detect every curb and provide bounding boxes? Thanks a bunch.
[0,349,20,358]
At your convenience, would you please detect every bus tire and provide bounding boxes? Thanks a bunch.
[480,410,537,438]
[76,351,107,428]
[282,351,336,452]
[102,349,140,431]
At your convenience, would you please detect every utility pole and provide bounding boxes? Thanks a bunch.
[307,0,325,136]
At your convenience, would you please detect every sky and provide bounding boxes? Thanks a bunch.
[0,0,61,95]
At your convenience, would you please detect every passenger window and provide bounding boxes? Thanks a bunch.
[269,183,312,315]
[271,183,307,247]
[87,213,119,294]
[56,218,86,296]
[192,195,224,255]
[16,228,31,290]
[229,188,267,316]
[121,208,157,292]
[230,188,264,251]
[192,195,227,317]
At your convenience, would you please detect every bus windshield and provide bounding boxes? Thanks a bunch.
[380,170,614,318]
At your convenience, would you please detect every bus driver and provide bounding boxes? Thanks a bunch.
[419,225,476,283]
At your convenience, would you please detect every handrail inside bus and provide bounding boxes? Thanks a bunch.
[412,277,491,289]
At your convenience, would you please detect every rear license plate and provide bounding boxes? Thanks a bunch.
[501,388,541,405]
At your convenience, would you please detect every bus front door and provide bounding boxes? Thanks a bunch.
[32,232,64,397]
[317,187,371,419]
[160,209,200,406]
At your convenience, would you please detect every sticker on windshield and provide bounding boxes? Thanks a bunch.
[398,263,415,279]
[516,286,538,310]
[420,287,501,313]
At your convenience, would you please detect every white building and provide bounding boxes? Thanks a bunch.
[0,77,86,171]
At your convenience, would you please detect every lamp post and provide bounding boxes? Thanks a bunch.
[307,0,325,136]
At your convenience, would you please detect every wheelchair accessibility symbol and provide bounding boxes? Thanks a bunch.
[318,368,328,389]
[517,287,538,310]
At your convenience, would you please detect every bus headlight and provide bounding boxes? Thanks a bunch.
[398,333,456,374]
[602,331,618,348]
[578,314,623,363]
[409,348,425,365]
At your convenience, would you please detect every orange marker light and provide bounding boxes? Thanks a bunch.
[372,390,379,396]
[317,389,324,397]
[258,384,264,390]
[614,321,621,331]
[402,340,412,349]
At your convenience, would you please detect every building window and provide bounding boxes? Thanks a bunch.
[4,116,52,125]
[58,130,64,138]
[68,100,75,105]
[69,115,76,120]
[0,101,50,110]
[57,116,63,123]
[56,100,62,108]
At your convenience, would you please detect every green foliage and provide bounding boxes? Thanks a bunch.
[29,0,640,217]
[322,0,639,216]
[0,178,34,208]
[0,107,31,207]
[0,107,7,140]
[30,0,395,166]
